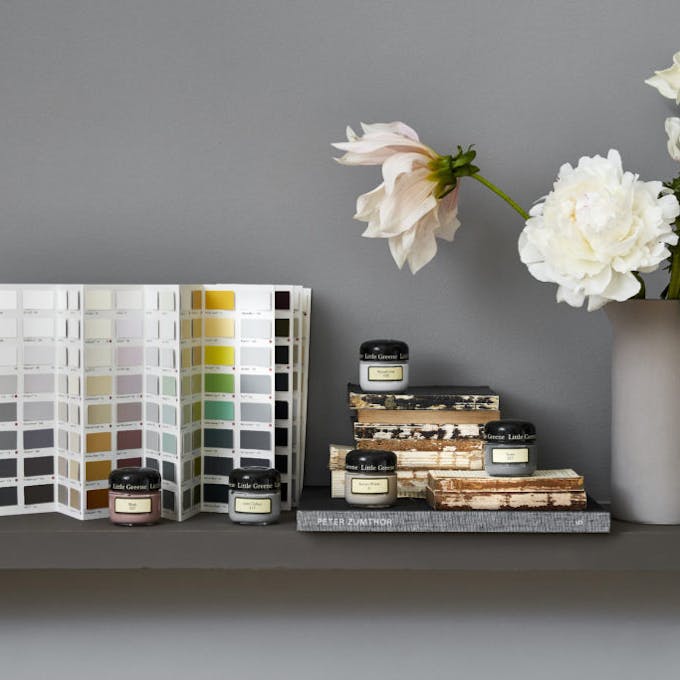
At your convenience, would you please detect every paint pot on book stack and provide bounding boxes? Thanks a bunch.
[228,467,281,525]
[108,467,162,526]
[345,449,398,508]
[359,339,409,392]
[483,420,538,477]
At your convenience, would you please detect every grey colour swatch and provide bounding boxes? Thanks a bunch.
[0,486,17,506]
[240,430,271,451]
[240,375,270,395]
[23,484,53,505]
[0,431,18,451]
[0,402,17,422]
[23,456,54,477]
[0,376,17,394]
[23,429,53,450]
[24,374,53,394]
[0,458,17,478]
[241,403,271,423]
[23,402,54,422]
[204,456,233,476]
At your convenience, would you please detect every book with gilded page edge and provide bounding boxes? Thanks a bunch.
[297,487,610,533]
[348,384,500,411]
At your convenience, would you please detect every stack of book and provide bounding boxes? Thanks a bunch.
[330,384,501,499]
[427,469,587,510]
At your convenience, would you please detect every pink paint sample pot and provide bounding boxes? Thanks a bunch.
[108,467,162,526]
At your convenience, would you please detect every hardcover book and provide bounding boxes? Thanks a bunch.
[354,409,500,425]
[354,423,485,440]
[328,445,483,471]
[297,487,610,533]
[427,488,588,511]
[428,469,584,493]
[348,384,500,411]
[356,438,483,452]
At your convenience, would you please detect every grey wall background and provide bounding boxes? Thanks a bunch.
[2,2,680,678]
[4,0,680,498]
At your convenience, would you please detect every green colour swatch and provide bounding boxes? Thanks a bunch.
[162,376,176,397]
[204,373,234,394]
[204,400,234,421]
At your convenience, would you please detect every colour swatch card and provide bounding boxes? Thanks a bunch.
[0,284,311,520]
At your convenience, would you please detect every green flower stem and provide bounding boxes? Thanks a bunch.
[471,173,530,221]
[667,247,680,299]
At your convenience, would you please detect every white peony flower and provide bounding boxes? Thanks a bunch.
[666,117,680,162]
[518,150,680,311]
[646,51,680,103]
[332,122,461,273]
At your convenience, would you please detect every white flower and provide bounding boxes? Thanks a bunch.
[666,117,680,161]
[646,51,680,103]
[332,122,461,273]
[518,150,680,311]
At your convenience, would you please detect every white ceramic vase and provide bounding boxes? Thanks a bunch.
[606,300,680,524]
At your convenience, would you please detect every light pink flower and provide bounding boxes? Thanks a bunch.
[333,122,461,273]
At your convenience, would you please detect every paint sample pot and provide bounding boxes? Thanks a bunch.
[359,340,409,392]
[345,449,398,508]
[228,467,281,525]
[483,420,538,476]
[108,467,162,526]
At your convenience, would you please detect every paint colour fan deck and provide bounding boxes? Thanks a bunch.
[0,284,311,520]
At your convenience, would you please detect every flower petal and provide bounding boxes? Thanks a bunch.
[382,152,428,194]
[645,51,680,103]
[518,149,679,310]
[387,234,408,269]
[666,117,680,162]
[406,228,438,274]
[379,168,437,235]
[360,121,420,141]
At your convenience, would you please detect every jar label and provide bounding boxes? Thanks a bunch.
[351,477,389,494]
[368,366,403,381]
[114,497,152,514]
[234,497,272,514]
[492,448,529,463]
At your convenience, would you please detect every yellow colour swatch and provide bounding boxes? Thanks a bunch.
[86,459,112,482]
[88,404,112,425]
[191,290,202,310]
[86,432,111,454]
[204,345,234,366]
[87,375,112,397]
[205,290,235,311]
[205,317,235,338]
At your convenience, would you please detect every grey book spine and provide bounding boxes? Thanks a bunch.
[296,508,610,533]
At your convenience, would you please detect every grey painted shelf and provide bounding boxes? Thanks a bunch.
[0,492,679,570]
